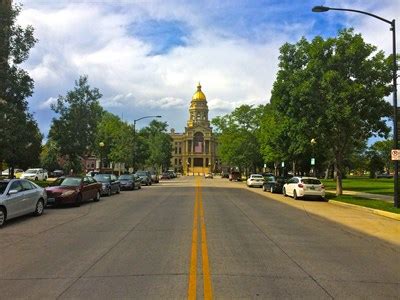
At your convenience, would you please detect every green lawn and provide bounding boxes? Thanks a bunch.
[326,192,400,214]
[321,177,394,196]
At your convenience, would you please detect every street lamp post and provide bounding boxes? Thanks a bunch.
[311,138,317,176]
[99,141,105,173]
[312,5,399,208]
[132,115,161,173]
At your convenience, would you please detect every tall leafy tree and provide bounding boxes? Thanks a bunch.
[212,105,264,175]
[269,29,392,194]
[139,120,172,171]
[0,2,41,176]
[49,75,103,173]
[95,112,134,172]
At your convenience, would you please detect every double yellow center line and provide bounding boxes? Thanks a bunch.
[188,177,213,299]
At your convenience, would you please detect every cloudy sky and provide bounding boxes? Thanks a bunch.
[16,0,400,137]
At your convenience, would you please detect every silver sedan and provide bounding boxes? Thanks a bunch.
[0,179,47,227]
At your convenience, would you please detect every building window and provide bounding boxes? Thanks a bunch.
[179,147,182,154]
[193,132,204,154]
[175,158,178,165]
[175,147,177,154]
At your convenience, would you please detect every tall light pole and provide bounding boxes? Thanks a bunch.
[310,138,317,176]
[99,141,104,173]
[312,5,398,208]
[132,115,161,173]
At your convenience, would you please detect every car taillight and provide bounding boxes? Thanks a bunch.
[298,183,304,188]
[321,185,325,189]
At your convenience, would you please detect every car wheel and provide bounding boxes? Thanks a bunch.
[293,190,298,200]
[74,194,82,207]
[93,191,100,202]
[107,188,112,197]
[139,185,141,189]
[283,188,287,197]
[270,186,274,193]
[34,199,45,216]
[35,177,38,181]
[0,207,6,227]
[116,186,120,194]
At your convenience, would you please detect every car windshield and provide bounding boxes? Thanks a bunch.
[60,177,82,187]
[119,175,133,180]
[0,182,8,194]
[252,175,263,178]
[302,179,321,185]
[136,171,147,176]
[94,174,111,182]
[25,169,37,174]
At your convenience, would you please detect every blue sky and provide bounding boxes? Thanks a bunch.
[16,0,400,141]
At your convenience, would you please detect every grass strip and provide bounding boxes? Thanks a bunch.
[326,192,400,214]
[321,178,394,196]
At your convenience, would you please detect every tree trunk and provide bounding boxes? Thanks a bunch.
[292,161,296,176]
[334,161,343,196]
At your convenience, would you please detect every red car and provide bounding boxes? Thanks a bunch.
[45,176,102,206]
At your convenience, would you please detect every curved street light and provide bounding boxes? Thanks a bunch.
[312,5,398,208]
[132,115,162,172]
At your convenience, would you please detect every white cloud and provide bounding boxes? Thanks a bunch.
[18,1,353,132]
[39,97,57,110]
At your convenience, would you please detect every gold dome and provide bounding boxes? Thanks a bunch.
[192,82,206,101]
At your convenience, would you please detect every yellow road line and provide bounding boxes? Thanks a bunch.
[188,179,199,300]
[199,181,213,299]
[188,177,213,299]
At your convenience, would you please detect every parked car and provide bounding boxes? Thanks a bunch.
[1,168,24,178]
[50,170,64,178]
[160,172,171,180]
[246,174,264,187]
[262,176,287,193]
[94,174,121,196]
[229,171,242,181]
[376,173,393,179]
[135,171,152,186]
[0,179,47,227]
[118,174,141,190]
[149,171,159,183]
[46,176,101,206]
[167,170,177,178]
[204,173,213,179]
[20,168,48,181]
[221,171,229,178]
[283,176,325,200]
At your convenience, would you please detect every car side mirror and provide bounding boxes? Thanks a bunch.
[8,189,19,195]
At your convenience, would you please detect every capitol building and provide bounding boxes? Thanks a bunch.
[170,83,218,175]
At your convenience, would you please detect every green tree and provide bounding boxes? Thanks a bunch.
[0,2,41,177]
[40,139,61,172]
[95,112,134,173]
[212,105,264,175]
[368,139,393,176]
[49,75,103,173]
[269,29,392,194]
[139,120,172,171]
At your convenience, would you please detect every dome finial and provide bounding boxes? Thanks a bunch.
[197,82,201,91]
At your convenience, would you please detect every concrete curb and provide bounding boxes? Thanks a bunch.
[329,200,400,221]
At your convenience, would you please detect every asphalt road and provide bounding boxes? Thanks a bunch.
[0,176,399,299]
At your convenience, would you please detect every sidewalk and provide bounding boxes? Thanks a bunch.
[326,189,392,202]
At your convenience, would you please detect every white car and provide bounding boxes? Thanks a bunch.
[246,174,264,187]
[20,168,48,181]
[283,176,325,200]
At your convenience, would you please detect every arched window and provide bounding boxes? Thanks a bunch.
[193,132,204,154]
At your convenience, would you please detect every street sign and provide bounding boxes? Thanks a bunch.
[311,158,315,166]
[391,149,400,160]
[264,163,266,168]
[281,162,285,167]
